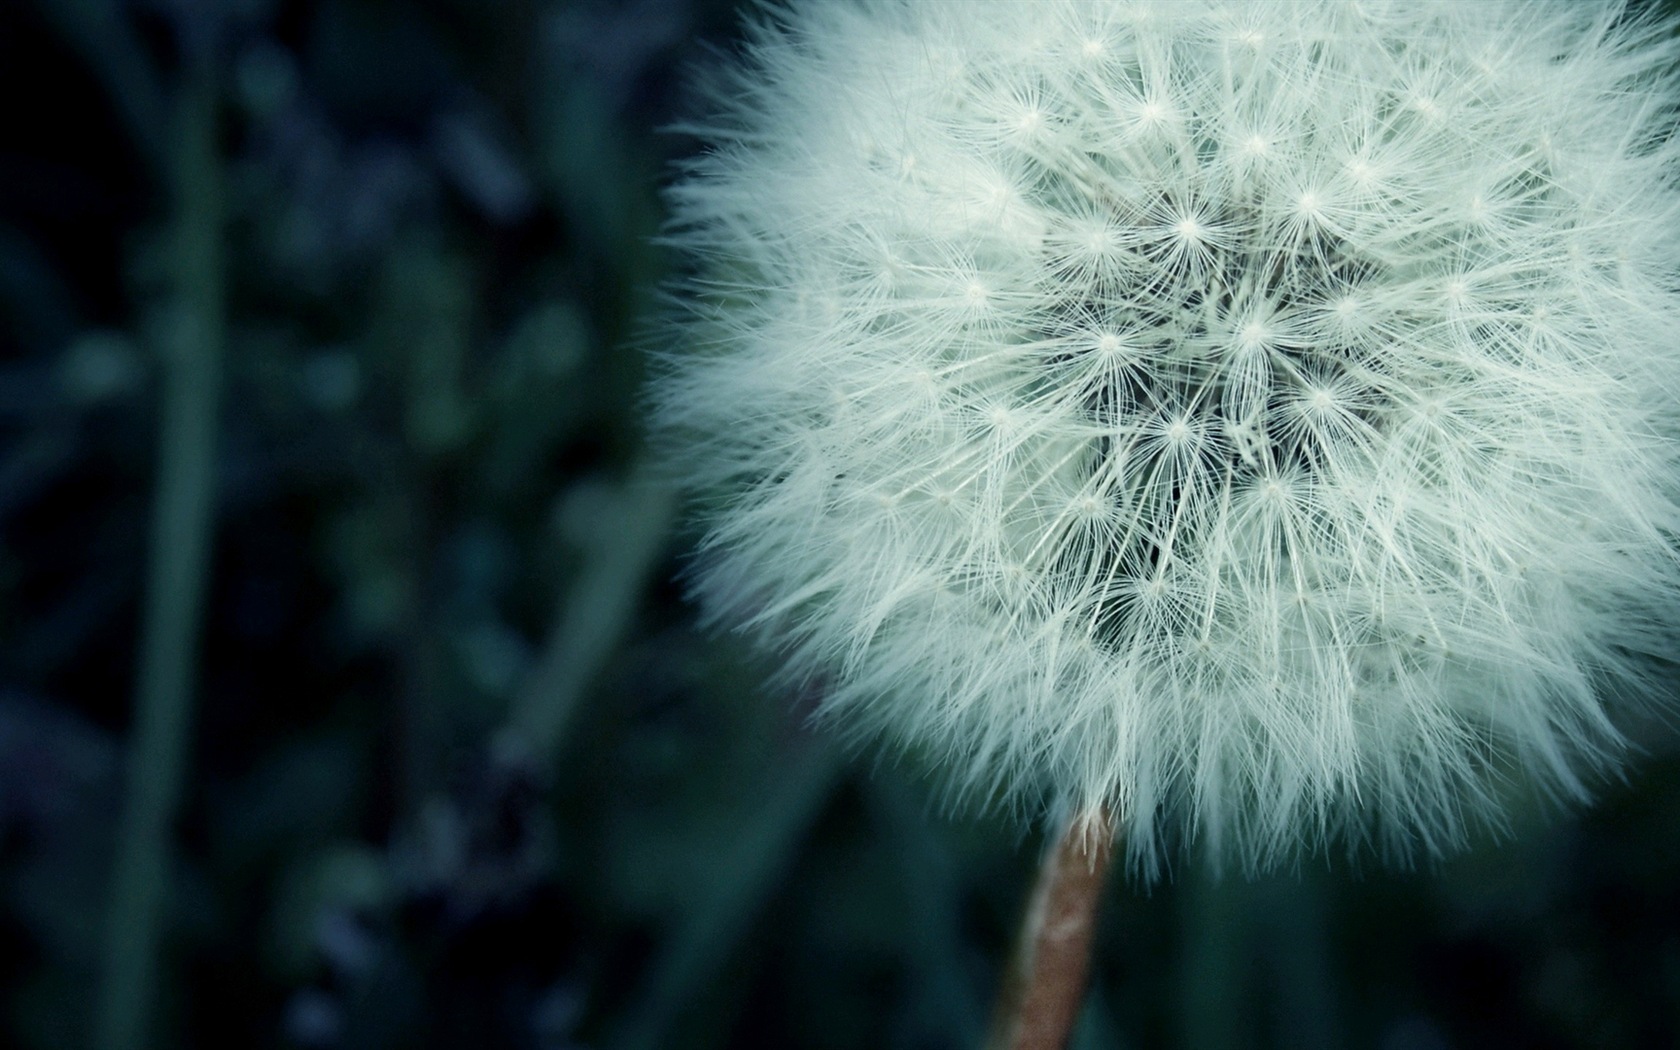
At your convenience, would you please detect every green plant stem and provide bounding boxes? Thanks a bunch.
[96,57,224,1050]
[986,809,1115,1050]
[499,473,675,769]
[608,740,844,1050]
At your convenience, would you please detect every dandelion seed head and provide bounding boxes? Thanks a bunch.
[653,0,1680,874]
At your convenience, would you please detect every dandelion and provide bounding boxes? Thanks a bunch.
[656,0,1680,878]
[654,1,1680,1042]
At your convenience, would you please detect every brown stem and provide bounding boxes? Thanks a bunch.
[985,808,1116,1050]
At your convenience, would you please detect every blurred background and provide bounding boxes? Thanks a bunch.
[2,1,1679,1048]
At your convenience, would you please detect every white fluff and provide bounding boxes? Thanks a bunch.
[651,0,1680,874]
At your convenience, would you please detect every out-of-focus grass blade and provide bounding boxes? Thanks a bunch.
[27,0,166,180]
[607,739,845,1050]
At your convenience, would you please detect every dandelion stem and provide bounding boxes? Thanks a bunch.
[985,808,1115,1050]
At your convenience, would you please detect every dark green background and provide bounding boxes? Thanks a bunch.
[2,2,1678,1048]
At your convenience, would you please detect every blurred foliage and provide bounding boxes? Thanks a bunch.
[0,1,1679,1049]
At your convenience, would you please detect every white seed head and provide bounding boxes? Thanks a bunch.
[652,0,1680,874]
